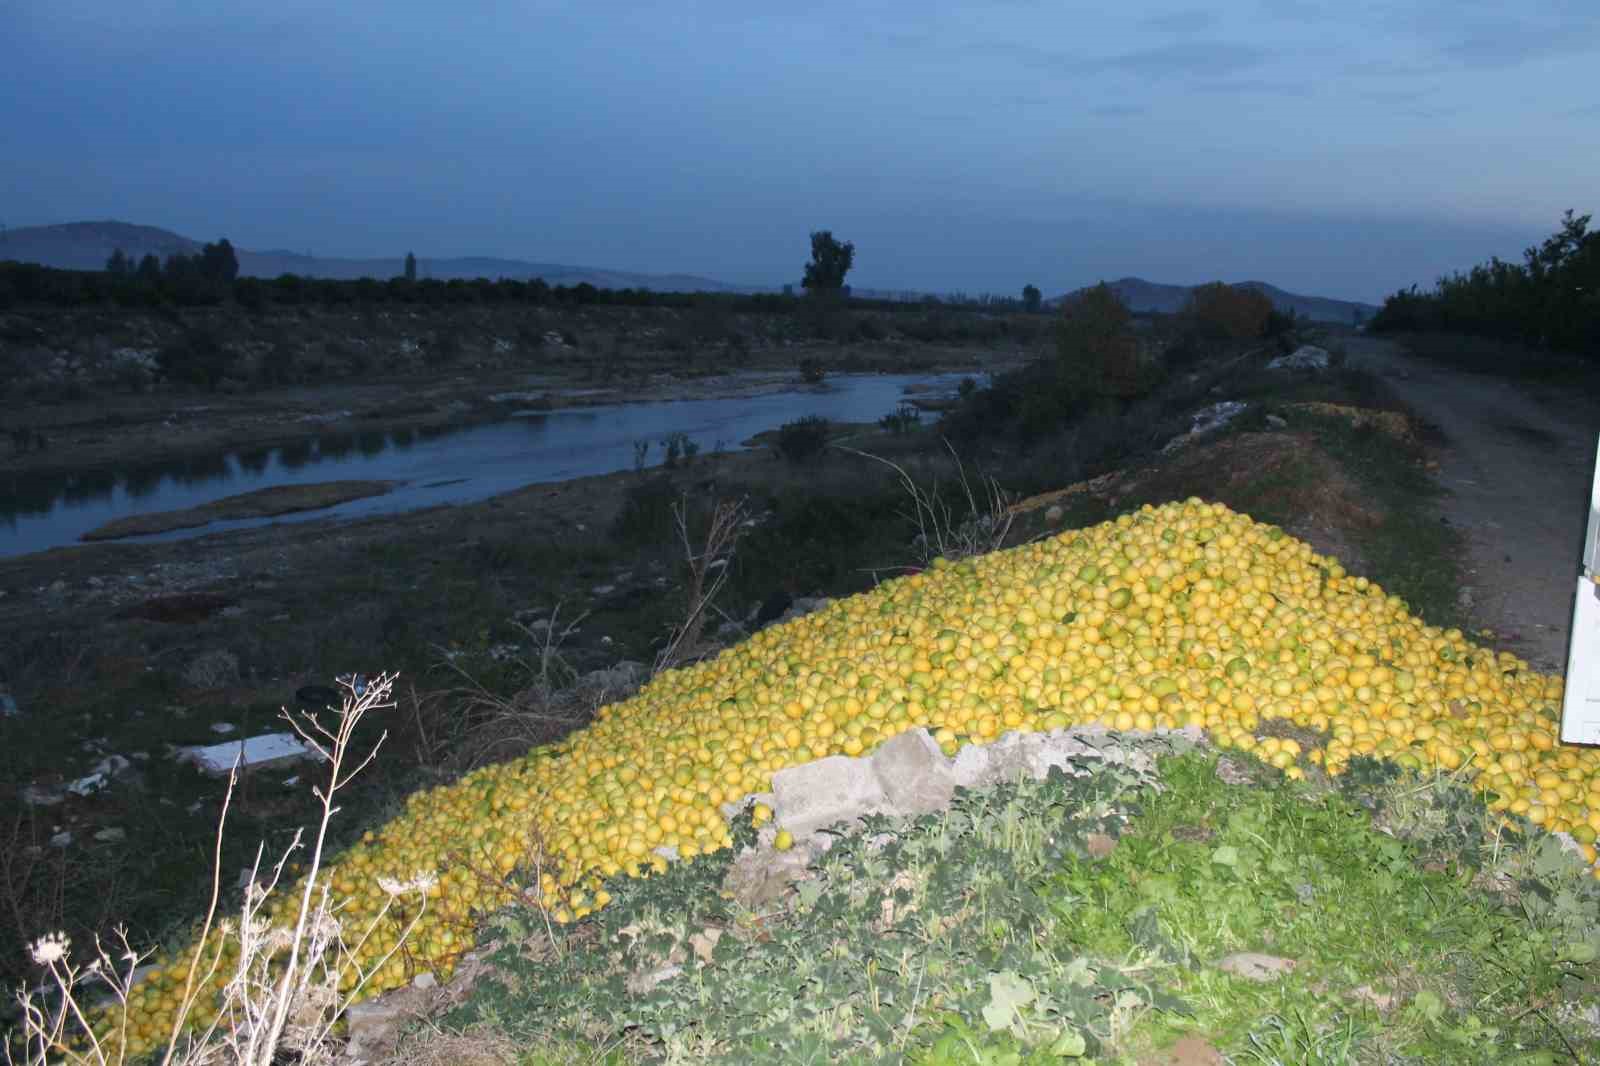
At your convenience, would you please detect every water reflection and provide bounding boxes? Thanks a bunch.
[236,447,272,475]
[1,371,979,558]
[280,440,314,470]
[318,433,354,459]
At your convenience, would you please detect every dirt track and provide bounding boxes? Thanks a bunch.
[1347,336,1599,671]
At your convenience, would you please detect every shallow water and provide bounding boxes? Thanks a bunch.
[0,372,974,558]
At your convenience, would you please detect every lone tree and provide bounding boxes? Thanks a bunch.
[802,230,854,294]
[1022,284,1042,313]
[105,248,131,276]
[199,238,239,282]
[404,251,417,282]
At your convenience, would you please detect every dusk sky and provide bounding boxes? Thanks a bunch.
[4,1,1596,303]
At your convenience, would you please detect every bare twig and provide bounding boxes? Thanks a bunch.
[654,495,748,674]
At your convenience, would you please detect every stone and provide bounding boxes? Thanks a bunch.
[20,783,66,807]
[950,744,993,789]
[1044,504,1064,524]
[721,845,815,908]
[772,754,889,836]
[1266,345,1329,371]
[49,831,73,848]
[580,660,648,697]
[1216,952,1297,981]
[94,827,127,843]
[1265,413,1288,429]
[68,755,133,797]
[869,729,956,815]
[182,649,239,689]
[343,983,433,1061]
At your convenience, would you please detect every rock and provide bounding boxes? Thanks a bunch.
[1216,952,1296,981]
[94,827,127,843]
[721,844,815,908]
[580,661,648,697]
[68,755,133,797]
[343,983,433,1061]
[772,754,890,837]
[20,783,66,807]
[1265,414,1288,429]
[1164,401,1247,453]
[1267,345,1329,371]
[778,597,832,625]
[182,649,239,689]
[177,733,321,776]
[869,729,956,816]
[591,584,616,597]
[49,831,73,848]
[1044,504,1064,525]
[626,963,683,996]
[210,722,237,735]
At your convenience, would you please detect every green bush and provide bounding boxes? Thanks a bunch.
[774,415,830,463]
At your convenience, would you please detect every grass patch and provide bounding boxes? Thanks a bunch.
[1392,332,1596,385]
[427,746,1600,1064]
[1306,415,1468,630]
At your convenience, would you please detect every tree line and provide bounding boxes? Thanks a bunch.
[1370,210,1599,356]
[0,229,1058,316]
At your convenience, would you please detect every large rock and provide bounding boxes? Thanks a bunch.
[772,754,888,836]
[869,729,956,815]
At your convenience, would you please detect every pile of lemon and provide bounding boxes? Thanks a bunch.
[104,499,1582,1055]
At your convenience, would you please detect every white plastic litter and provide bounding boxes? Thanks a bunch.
[178,733,322,776]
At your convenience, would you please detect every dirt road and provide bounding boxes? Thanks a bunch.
[1346,336,1599,671]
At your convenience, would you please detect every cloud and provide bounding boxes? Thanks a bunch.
[1189,78,1314,97]
[1095,40,1270,79]
[1141,9,1217,33]
[1439,23,1599,68]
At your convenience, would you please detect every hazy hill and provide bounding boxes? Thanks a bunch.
[1,221,751,293]
[1057,276,1378,324]
[4,222,1379,319]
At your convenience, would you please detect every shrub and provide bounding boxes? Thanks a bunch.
[613,475,680,545]
[878,403,922,434]
[774,415,830,463]
[1182,282,1274,341]
[798,357,826,384]
[660,430,699,469]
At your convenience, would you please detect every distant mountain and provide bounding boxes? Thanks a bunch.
[1055,277,1377,324]
[0,221,754,294]
[0,221,203,271]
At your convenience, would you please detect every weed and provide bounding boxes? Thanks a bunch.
[878,404,922,435]
[773,415,830,464]
[8,674,424,1066]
